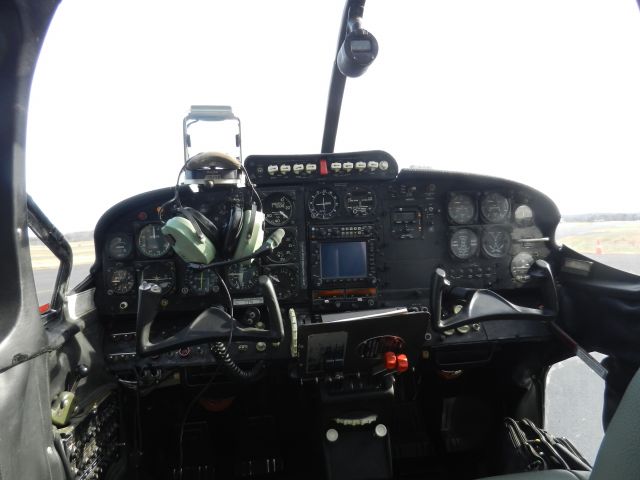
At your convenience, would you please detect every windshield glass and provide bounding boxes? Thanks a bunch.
[27,0,640,234]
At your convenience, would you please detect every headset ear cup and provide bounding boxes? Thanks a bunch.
[223,205,244,256]
[180,207,221,246]
[232,205,265,260]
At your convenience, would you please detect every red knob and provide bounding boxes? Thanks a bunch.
[319,159,328,176]
[396,354,409,373]
[384,351,397,371]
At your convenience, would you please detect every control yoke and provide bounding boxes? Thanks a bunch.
[136,275,284,357]
[430,260,558,333]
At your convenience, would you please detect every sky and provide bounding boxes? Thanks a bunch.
[25,0,640,233]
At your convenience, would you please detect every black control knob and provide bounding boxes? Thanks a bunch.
[75,364,89,379]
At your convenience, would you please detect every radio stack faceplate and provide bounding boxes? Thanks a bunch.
[309,224,379,311]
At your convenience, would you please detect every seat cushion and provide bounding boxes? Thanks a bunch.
[477,470,590,480]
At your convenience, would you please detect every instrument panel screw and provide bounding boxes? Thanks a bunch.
[375,424,388,438]
[326,429,339,442]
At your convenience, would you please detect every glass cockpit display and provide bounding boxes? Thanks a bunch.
[320,241,367,279]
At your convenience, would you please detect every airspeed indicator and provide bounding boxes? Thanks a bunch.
[264,193,294,226]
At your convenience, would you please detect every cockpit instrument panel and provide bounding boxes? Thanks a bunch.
[93,154,557,325]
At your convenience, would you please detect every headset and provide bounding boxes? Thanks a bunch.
[160,151,265,265]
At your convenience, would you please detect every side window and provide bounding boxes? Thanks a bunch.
[29,228,60,311]
[556,217,640,275]
[545,352,606,465]
[29,229,95,313]
[27,196,82,315]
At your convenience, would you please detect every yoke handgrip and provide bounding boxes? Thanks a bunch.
[259,275,284,341]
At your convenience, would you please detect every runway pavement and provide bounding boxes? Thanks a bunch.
[33,263,91,307]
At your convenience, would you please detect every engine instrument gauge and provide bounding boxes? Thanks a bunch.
[480,192,510,224]
[345,187,376,216]
[107,234,133,259]
[226,262,259,291]
[141,263,175,294]
[264,265,298,300]
[107,268,135,295]
[481,228,511,258]
[309,189,339,220]
[264,193,294,226]
[266,228,297,263]
[514,205,534,227]
[137,224,171,258]
[450,228,479,260]
[447,193,476,225]
[185,268,220,295]
[511,252,535,282]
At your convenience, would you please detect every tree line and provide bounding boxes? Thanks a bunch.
[562,213,640,222]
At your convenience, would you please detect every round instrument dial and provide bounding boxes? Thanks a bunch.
[141,263,175,295]
[264,193,294,226]
[266,229,297,263]
[511,252,535,283]
[480,192,510,224]
[107,234,133,260]
[450,228,479,260]
[481,228,511,258]
[107,268,135,295]
[345,187,376,216]
[137,224,171,258]
[226,262,259,291]
[448,193,476,225]
[185,268,220,295]
[514,205,534,227]
[265,265,298,300]
[309,189,339,220]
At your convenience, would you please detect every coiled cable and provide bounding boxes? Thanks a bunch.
[210,341,265,381]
